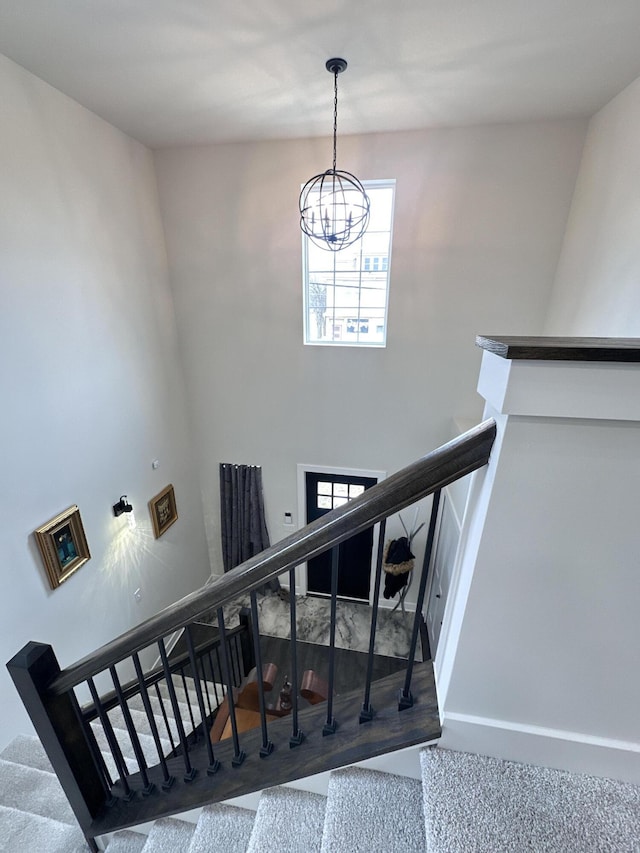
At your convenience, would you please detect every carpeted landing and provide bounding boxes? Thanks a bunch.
[2,721,639,851]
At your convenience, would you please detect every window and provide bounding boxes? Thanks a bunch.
[316,479,365,510]
[303,180,395,346]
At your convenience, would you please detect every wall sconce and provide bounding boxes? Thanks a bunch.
[113,496,133,517]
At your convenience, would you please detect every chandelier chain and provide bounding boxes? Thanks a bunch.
[332,68,338,173]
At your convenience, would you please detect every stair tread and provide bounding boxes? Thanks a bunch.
[0,803,88,852]
[127,693,195,723]
[156,680,205,711]
[104,829,148,852]
[321,767,425,853]
[247,787,326,853]
[141,817,195,851]
[188,803,255,853]
[90,719,171,766]
[421,747,640,853]
[99,750,145,784]
[0,734,54,774]
[0,757,77,826]
[106,705,191,743]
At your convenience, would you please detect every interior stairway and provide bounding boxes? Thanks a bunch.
[2,728,640,852]
[1,675,639,852]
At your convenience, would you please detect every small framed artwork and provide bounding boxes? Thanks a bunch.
[35,505,91,590]
[149,484,178,539]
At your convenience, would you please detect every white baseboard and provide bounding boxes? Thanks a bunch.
[440,711,640,784]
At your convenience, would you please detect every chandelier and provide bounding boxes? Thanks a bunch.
[299,58,370,252]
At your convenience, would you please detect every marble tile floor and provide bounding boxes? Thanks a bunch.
[197,590,423,662]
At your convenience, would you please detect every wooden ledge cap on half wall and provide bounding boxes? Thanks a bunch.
[476,335,640,363]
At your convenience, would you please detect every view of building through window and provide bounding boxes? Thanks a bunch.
[303,181,395,346]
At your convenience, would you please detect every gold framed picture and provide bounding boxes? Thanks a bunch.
[149,484,178,539]
[35,505,91,590]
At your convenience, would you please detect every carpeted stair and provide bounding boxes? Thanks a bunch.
[2,726,640,851]
[246,787,326,852]
[0,739,88,852]
[420,746,640,853]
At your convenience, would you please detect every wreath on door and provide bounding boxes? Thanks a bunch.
[383,509,425,599]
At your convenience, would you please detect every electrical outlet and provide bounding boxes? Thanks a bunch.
[283,512,294,526]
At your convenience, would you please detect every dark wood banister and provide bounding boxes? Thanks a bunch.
[51,419,496,696]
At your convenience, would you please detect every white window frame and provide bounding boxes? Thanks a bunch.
[302,179,395,348]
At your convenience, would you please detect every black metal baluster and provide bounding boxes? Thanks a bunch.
[109,665,154,796]
[217,608,245,766]
[185,626,220,774]
[323,546,339,736]
[238,608,256,675]
[132,654,175,791]
[233,634,244,687]
[199,655,213,717]
[231,636,241,685]
[87,677,133,801]
[399,489,441,710]
[158,639,197,781]
[288,567,304,747]
[215,647,223,692]
[250,591,274,757]
[236,635,244,683]
[153,683,177,754]
[208,651,221,706]
[179,666,198,741]
[360,519,387,723]
[82,711,115,799]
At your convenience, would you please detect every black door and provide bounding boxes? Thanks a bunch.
[305,471,378,601]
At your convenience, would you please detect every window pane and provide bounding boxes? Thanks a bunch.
[349,484,365,498]
[317,495,332,509]
[366,187,395,231]
[334,483,348,497]
[333,496,348,508]
[317,482,333,495]
[303,180,394,347]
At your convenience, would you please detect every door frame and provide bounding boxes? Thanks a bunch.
[295,463,387,604]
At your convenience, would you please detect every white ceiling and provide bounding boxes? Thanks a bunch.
[2,0,640,149]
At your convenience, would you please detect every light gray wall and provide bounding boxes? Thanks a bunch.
[545,74,640,334]
[0,54,210,746]
[154,120,586,574]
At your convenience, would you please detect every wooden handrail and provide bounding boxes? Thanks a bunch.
[51,419,496,696]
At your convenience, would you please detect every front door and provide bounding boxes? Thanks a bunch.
[305,471,378,602]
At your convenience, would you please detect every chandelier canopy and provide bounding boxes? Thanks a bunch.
[299,58,370,252]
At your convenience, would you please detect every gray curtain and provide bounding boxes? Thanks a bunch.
[219,463,279,591]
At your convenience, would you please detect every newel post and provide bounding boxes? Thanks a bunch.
[7,642,108,841]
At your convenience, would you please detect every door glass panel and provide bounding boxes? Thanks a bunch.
[317,495,332,509]
[334,483,348,497]
[317,481,333,495]
[333,496,348,508]
[349,484,365,498]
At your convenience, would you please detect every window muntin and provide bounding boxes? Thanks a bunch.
[303,181,395,346]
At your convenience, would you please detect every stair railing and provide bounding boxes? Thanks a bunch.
[7,419,496,850]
